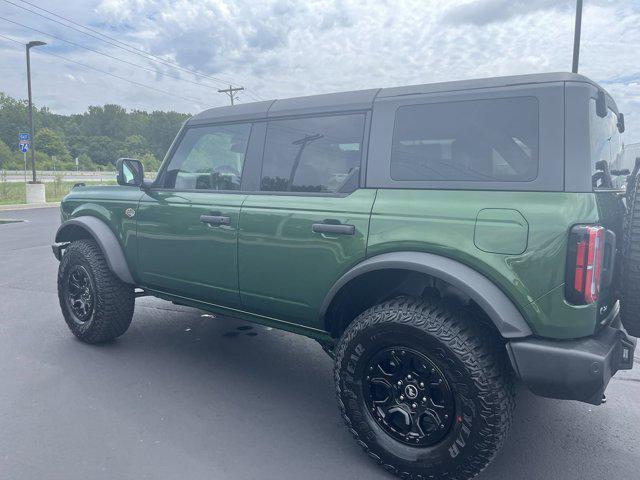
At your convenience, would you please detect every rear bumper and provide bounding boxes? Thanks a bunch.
[507,318,636,405]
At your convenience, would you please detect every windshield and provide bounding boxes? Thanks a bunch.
[589,98,624,189]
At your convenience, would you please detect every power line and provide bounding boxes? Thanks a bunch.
[13,0,256,91]
[1,0,263,101]
[0,30,25,45]
[0,32,212,106]
[0,15,229,92]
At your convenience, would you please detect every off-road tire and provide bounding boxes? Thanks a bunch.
[621,174,640,337]
[57,239,135,343]
[334,297,515,480]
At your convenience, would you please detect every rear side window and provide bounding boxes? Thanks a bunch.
[260,114,365,193]
[390,97,539,182]
[162,123,252,190]
[589,99,624,189]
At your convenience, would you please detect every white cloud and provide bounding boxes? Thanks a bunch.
[0,0,639,142]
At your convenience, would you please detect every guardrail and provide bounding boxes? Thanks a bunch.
[2,170,116,176]
[1,171,157,182]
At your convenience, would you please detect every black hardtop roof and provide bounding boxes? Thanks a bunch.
[188,72,610,125]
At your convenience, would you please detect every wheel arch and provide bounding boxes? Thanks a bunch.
[320,251,533,339]
[55,216,135,285]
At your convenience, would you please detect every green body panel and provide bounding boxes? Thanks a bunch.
[238,189,376,329]
[60,183,611,340]
[136,191,246,307]
[60,186,144,275]
[523,284,597,338]
[368,189,601,338]
[474,208,528,255]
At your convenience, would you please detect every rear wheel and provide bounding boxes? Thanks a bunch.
[57,239,135,343]
[334,297,515,480]
[621,174,640,337]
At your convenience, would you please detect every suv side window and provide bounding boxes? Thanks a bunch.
[589,99,624,189]
[260,114,365,193]
[162,123,252,190]
[390,97,539,182]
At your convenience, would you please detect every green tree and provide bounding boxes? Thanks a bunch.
[35,127,70,159]
[119,134,149,158]
[0,93,29,149]
[0,139,13,170]
[144,111,189,159]
[77,153,95,170]
[81,104,131,140]
[138,152,160,172]
[0,91,191,171]
[84,136,122,166]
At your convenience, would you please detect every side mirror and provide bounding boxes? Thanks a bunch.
[116,158,144,187]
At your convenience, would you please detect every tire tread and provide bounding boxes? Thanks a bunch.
[621,175,640,337]
[57,239,134,343]
[334,297,515,480]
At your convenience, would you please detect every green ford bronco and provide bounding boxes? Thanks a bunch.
[53,72,638,480]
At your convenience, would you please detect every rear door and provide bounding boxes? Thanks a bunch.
[238,113,375,329]
[136,122,253,307]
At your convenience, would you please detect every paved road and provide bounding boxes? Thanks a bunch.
[1,207,639,480]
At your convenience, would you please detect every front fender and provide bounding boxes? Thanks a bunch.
[55,216,135,285]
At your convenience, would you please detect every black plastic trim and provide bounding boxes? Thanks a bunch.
[319,251,533,338]
[312,223,355,235]
[200,214,231,226]
[507,320,636,405]
[54,217,135,284]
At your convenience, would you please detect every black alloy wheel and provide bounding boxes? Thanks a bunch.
[66,264,95,323]
[365,347,455,447]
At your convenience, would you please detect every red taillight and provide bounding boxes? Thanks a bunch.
[566,225,605,305]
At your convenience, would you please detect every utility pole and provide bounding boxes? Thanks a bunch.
[572,0,583,73]
[25,40,46,183]
[218,85,244,106]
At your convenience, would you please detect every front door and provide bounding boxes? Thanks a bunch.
[238,113,375,329]
[137,122,253,307]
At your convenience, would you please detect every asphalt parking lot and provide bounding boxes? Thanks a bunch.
[1,206,639,480]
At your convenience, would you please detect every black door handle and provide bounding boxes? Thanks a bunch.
[312,222,355,235]
[200,214,231,226]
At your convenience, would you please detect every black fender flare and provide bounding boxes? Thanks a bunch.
[319,251,533,338]
[54,216,135,285]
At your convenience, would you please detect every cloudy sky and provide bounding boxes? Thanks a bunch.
[1,0,639,142]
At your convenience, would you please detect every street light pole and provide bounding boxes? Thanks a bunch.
[25,40,46,183]
[572,0,583,73]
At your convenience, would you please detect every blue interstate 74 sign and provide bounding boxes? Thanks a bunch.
[18,132,30,153]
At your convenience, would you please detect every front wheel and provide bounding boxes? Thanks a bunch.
[57,239,135,343]
[334,297,515,480]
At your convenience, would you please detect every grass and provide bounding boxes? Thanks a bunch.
[0,179,117,205]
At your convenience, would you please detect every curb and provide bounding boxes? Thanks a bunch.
[0,202,60,212]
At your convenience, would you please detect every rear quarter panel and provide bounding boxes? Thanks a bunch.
[368,189,600,338]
